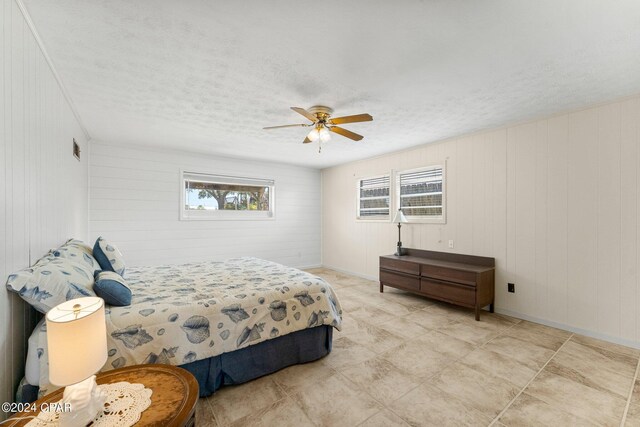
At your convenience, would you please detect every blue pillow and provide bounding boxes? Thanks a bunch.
[93,237,126,276]
[94,271,131,306]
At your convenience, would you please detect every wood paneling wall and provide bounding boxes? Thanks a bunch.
[0,0,88,415]
[88,142,321,268]
[321,95,640,347]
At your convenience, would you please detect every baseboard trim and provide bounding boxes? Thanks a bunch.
[321,264,640,350]
[494,308,640,350]
[297,264,323,270]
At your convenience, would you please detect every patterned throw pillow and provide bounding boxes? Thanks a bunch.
[52,239,101,274]
[94,271,132,306]
[93,237,126,277]
[5,257,96,314]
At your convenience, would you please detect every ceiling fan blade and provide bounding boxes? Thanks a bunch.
[328,113,373,125]
[303,136,312,144]
[291,107,318,123]
[263,124,309,130]
[329,126,364,141]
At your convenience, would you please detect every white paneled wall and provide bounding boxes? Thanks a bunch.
[89,142,321,268]
[322,95,640,347]
[1,0,88,415]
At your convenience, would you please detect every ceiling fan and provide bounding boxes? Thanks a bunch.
[263,106,373,150]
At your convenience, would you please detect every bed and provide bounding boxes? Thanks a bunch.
[16,254,342,399]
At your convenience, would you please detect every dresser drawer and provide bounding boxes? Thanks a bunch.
[380,270,420,291]
[420,278,475,305]
[380,258,420,275]
[421,265,477,286]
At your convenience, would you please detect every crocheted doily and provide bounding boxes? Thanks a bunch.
[27,382,152,427]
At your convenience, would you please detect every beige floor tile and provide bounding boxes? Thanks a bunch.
[343,321,406,354]
[460,347,538,389]
[425,301,475,321]
[336,314,375,336]
[484,335,555,371]
[378,288,435,310]
[370,297,418,317]
[196,398,219,427]
[227,397,315,427]
[389,382,493,426]
[625,379,640,425]
[292,373,382,427]
[438,320,505,346]
[339,296,368,313]
[209,376,285,425]
[349,304,399,325]
[271,359,336,394]
[432,362,521,418]
[351,282,382,295]
[499,392,597,427]
[403,307,456,330]
[204,268,640,427]
[524,370,626,426]
[360,409,409,426]
[376,314,431,339]
[339,355,421,402]
[510,319,572,339]
[325,336,378,369]
[381,340,451,379]
[548,339,637,398]
[571,334,640,358]
[459,311,520,330]
[501,321,570,351]
[417,330,476,359]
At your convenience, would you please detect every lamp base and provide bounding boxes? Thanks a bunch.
[58,375,106,427]
[395,244,404,256]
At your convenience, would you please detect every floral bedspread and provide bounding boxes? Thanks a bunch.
[36,257,342,395]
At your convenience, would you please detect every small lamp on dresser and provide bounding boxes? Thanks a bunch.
[46,296,108,427]
[392,208,408,256]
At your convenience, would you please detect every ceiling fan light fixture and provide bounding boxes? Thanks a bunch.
[307,128,320,142]
[319,127,331,142]
[265,106,371,147]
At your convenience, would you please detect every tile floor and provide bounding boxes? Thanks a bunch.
[196,268,640,426]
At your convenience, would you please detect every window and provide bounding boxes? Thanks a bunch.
[180,171,275,220]
[357,175,390,219]
[396,165,445,223]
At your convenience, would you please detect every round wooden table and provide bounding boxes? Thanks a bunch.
[7,365,199,427]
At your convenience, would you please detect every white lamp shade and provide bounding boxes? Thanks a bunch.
[318,127,331,142]
[46,297,107,386]
[392,209,408,224]
[307,128,320,142]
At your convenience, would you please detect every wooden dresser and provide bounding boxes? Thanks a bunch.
[379,248,495,320]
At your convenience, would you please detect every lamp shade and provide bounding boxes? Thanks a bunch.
[392,209,408,224]
[46,297,107,386]
[318,127,331,142]
[307,128,320,142]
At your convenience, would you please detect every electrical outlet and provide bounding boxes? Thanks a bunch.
[508,283,515,293]
[448,240,454,249]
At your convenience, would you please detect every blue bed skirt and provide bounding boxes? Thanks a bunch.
[19,325,333,402]
[182,324,333,397]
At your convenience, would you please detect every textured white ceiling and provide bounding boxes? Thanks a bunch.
[23,0,640,168]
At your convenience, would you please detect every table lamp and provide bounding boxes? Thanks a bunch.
[393,209,408,256]
[46,296,108,427]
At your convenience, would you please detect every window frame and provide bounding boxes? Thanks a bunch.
[179,170,276,221]
[356,173,392,221]
[394,164,446,224]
